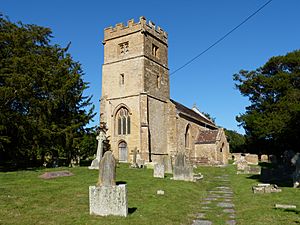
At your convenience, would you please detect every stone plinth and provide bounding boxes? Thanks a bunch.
[89,184,128,217]
[153,164,165,178]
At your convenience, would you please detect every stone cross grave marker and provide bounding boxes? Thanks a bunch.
[89,124,107,170]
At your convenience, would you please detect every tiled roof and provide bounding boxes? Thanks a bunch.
[195,130,219,144]
[170,99,216,127]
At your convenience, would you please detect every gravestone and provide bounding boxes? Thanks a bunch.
[291,152,300,188]
[162,155,173,174]
[245,154,258,165]
[260,154,268,162]
[153,163,165,178]
[39,171,73,179]
[236,158,248,171]
[89,125,107,170]
[89,151,128,217]
[130,147,138,168]
[173,152,194,182]
[236,166,261,175]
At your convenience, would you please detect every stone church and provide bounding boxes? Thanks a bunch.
[100,16,229,165]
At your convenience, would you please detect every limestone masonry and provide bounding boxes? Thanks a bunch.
[100,16,229,165]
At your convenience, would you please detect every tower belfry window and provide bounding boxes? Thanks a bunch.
[152,44,159,58]
[119,42,129,55]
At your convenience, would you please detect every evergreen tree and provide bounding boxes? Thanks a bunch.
[0,15,95,166]
[233,50,300,155]
[224,129,245,153]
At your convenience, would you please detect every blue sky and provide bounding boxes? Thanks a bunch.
[2,0,300,134]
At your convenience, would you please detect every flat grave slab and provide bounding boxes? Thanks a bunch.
[39,171,74,179]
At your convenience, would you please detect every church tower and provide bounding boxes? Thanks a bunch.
[100,16,169,162]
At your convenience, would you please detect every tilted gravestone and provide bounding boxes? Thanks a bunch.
[89,151,128,217]
[153,163,165,178]
[173,152,194,182]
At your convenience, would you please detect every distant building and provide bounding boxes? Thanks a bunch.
[100,16,229,165]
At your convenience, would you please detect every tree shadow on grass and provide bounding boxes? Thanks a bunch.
[246,163,294,187]
[274,208,300,215]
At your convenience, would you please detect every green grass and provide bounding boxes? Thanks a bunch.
[230,165,300,225]
[0,164,209,225]
[0,164,299,225]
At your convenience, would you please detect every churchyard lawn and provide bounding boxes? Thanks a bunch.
[0,163,299,225]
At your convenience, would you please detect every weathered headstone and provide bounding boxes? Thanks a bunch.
[173,152,194,182]
[245,154,258,165]
[130,147,138,168]
[162,155,172,174]
[153,163,165,178]
[236,166,261,175]
[89,125,107,170]
[291,152,300,188]
[89,151,128,217]
[260,154,268,162]
[236,158,248,171]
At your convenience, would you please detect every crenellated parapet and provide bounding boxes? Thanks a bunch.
[104,16,168,44]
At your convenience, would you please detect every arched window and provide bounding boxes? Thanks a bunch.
[116,107,130,135]
[185,125,191,148]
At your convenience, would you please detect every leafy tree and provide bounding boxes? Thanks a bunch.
[233,50,300,155]
[0,15,95,166]
[224,129,245,153]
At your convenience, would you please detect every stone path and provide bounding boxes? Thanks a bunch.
[192,174,237,225]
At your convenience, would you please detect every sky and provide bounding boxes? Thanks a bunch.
[2,0,300,134]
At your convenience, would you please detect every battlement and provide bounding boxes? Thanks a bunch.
[104,16,168,44]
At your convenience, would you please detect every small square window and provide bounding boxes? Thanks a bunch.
[152,44,159,58]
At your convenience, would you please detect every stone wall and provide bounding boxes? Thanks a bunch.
[102,96,141,162]
[148,96,168,161]
[194,129,229,165]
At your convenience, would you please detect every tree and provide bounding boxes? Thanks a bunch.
[233,50,300,155]
[0,15,95,166]
[224,129,245,153]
